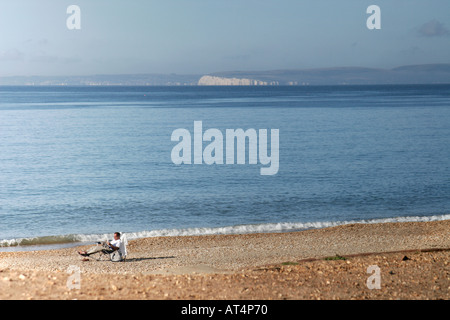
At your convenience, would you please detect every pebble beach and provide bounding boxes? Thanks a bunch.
[0,220,449,300]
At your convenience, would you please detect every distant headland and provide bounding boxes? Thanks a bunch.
[1,64,450,86]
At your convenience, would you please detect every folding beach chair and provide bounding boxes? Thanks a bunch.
[81,234,128,262]
[97,242,123,262]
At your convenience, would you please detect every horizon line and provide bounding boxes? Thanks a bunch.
[1,62,450,79]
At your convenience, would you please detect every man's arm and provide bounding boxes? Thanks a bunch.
[107,241,119,251]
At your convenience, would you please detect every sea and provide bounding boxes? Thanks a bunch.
[1,84,449,251]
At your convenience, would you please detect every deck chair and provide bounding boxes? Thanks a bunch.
[81,234,128,262]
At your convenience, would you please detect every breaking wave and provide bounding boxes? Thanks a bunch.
[1,214,449,249]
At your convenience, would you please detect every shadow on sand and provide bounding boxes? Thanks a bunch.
[125,256,176,262]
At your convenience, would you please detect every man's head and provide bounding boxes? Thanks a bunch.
[114,232,121,240]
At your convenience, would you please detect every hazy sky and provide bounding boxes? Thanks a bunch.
[0,0,449,76]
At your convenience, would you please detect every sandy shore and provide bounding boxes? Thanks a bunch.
[0,220,449,300]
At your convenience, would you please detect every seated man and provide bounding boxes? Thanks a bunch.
[78,232,124,259]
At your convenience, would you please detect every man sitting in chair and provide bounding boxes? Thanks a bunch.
[78,232,126,261]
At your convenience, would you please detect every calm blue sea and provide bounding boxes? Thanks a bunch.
[1,85,449,249]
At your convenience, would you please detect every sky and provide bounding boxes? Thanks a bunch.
[0,0,449,76]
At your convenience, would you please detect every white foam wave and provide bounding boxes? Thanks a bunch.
[69,213,450,242]
[2,214,449,248]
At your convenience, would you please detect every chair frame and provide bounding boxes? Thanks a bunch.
[88,243,123,262]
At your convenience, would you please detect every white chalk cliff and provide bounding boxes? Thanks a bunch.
[198,75,279,86]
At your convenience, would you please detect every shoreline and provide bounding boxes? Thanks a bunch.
[2,213,449,252]
[0,220,448,300]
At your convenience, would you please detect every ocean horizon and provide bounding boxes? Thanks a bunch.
[1,85,449,251]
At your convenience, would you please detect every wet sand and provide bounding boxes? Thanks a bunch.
[0,220,449,300]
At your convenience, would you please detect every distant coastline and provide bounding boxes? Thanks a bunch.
[1,63,450,86]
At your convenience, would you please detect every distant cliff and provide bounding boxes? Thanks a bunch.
[1,64,449,86]
[198,64,450,86]
[198,75,279,86]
